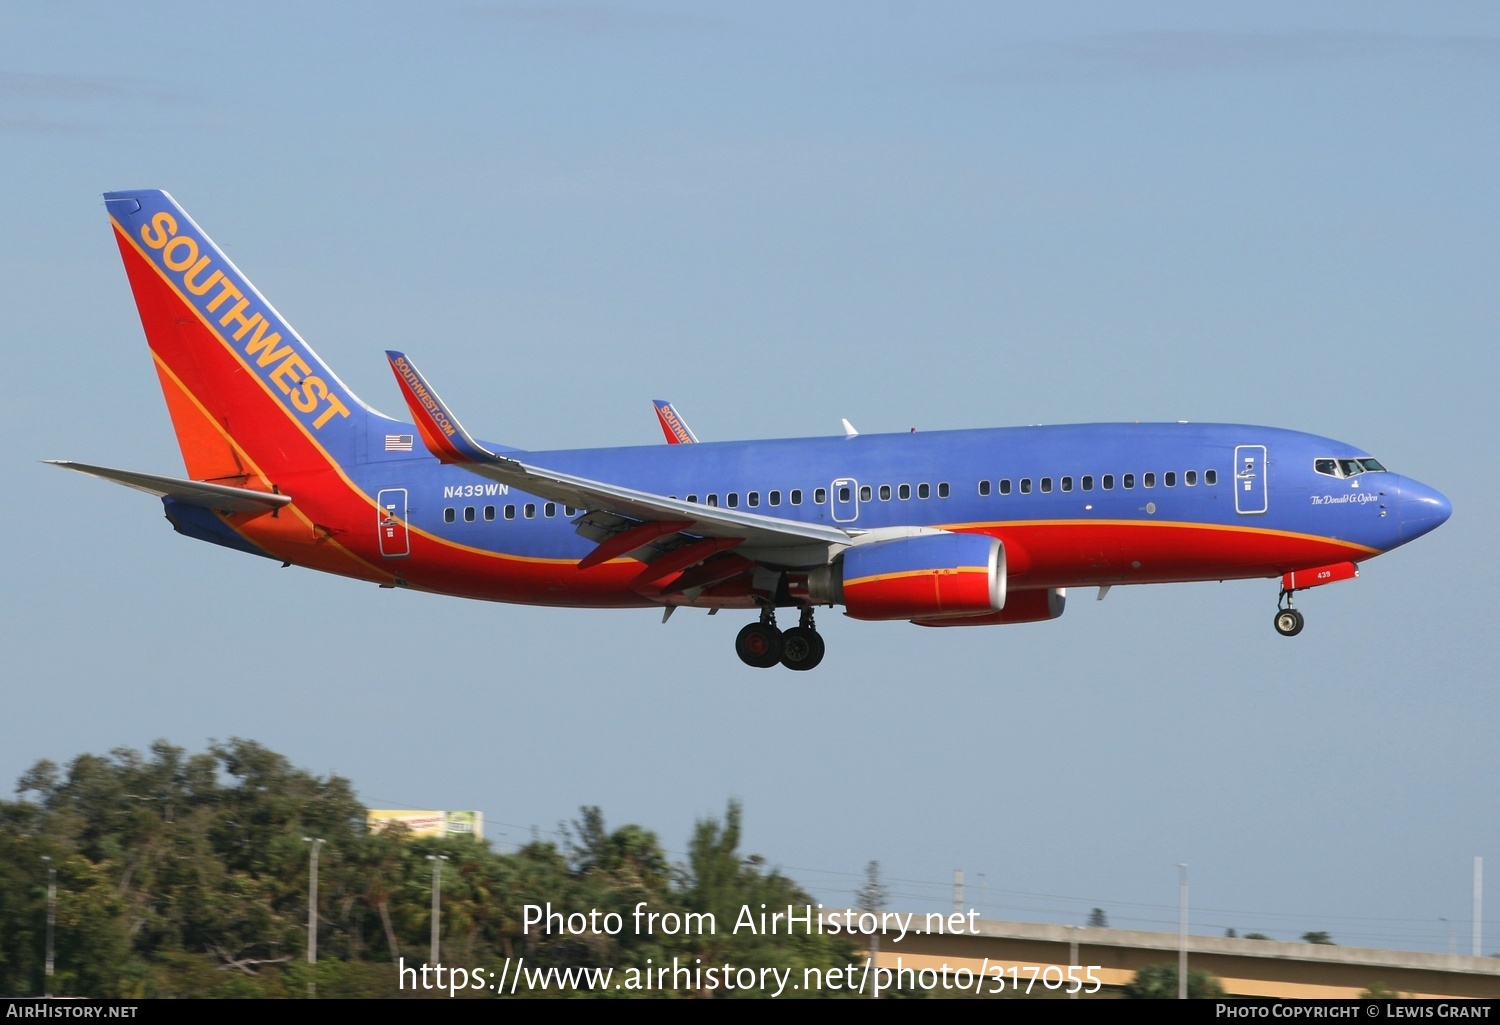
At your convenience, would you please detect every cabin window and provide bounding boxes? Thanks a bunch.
[1020,478,1032,494]
[726,493,739,508]
[1164,472,1176,487]
[915,483,928,499]
[769,490,781,506]
[860,485,872,502]
[686,494,698,503]
[1143,472,1155,488]
[814,488,827,504]
[937,482,950,498]
[1040,477,1052,494]
[747,492,760,508]
[898,484,911,500]
[706,494,718,507]
[1123,474,1135,489]
[880,484,892,500]
[1061,476,1073,492]
[524,503,536,518]
[1185,471,1197,486]
[1102,475,1114,490]
[565,505,577,516]
[978,480,991,496]
[999,479,1011,495]
[544,502,556,517]
[444,507,455,523]
[464,506,476,522]
[484,506,495,520]
[838,486,851,503]
[505,505,516,520]
[791,489,803,505]
[1205,469,1218,485]
[1082,475,1093,491]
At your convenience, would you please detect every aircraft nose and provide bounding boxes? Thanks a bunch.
[1398,479,1452,542]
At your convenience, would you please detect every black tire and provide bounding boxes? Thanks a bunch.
[735,622,783,668]
[780,627,825,671]
[1273,608,1304,637]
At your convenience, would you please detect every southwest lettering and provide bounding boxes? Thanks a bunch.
[242,318,292,366]
[140,211,176,249]
[312,391,351,429]
[270,353,311,395]
[291,375,325,413]
[205,278,243,313]
[182,259,222,296]
[162,234,199,271]
[138,205,352,432]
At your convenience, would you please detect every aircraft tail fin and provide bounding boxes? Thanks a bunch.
[104,190,378,485]
[652,400,699,444]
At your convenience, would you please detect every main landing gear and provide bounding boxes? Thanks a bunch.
[735,607,826,671]
[1273,590,1305,637]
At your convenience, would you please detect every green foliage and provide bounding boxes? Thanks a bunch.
[1123,963,1225,999]
[0,742,856,997]
[1301,931,1336,945]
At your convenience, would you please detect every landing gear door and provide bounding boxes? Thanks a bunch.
[377,488,410,557]
[831,478,860,523]
[1234,446,1267,515]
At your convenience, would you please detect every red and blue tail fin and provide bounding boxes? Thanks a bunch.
[105,190,376,485]
[652,399,699,444]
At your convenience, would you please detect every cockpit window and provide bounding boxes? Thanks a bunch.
[1316,457,1390,478]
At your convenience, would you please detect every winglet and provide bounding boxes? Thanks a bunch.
[652,400,700,444]
[385,351,494,464]
[841,418,859,439]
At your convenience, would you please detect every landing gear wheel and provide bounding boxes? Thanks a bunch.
[1273,608,1305,637]
[779,627,825,671]
[736,622,783,668]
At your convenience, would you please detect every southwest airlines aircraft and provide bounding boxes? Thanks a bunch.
[55,190,1451,671]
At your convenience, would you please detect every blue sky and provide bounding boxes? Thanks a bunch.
[4,1,1497,952]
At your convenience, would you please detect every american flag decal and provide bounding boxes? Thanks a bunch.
[385,434,414,452]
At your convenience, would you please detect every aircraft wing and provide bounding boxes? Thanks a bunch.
[47,461,292,512]
[385,352,852,554]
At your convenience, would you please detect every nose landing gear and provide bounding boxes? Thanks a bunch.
[735,607,825,670]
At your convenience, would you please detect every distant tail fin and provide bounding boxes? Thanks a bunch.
[652,400,699,444]
[105,190,375,485]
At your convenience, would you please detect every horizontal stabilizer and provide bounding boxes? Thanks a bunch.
[47,461,291,513]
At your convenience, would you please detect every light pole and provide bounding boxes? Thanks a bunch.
[303,837,324,995]
[428,854,449,966]
[1177,863,1188,1000]
[42,856,56,998]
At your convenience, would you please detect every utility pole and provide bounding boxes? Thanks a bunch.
[428,854,449,966]
[42,856,56,998]
[1475,857,1484,957]
[1177,863,1189,1000]
[303,837,324,996]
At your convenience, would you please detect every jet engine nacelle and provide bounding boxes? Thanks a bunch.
[911,587,1066,627]
[812,532,1005,621]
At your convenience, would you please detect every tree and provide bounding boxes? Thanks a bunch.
[1124,964,1225,999]
[1087,907,1108,928]
[1301,931,1335,945]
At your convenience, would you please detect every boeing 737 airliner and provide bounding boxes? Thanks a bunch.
[54,190,1451,670]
